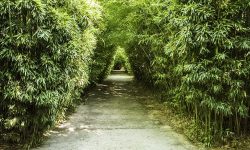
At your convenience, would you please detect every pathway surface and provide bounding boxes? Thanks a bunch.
[35,71,197,150]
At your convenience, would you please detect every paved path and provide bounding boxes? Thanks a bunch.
[35,71,197,150]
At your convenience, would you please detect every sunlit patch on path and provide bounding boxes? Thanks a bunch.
[34,71,197,150]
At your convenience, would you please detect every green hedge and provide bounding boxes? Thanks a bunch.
[128,0,250,145]
[166,1,250,145]
[113,47,131,72]
[2,0,250,148]
[0,0,102,147]
[90,38,116,83]
[90,0,131,83]
[102,0,250,146]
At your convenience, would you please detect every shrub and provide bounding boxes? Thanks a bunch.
[0,0,102,147]
[101,0,250,146]
[113,47,131,72]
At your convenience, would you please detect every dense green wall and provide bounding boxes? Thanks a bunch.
[1,0,250,148]
[102,0,250,146]
[0,0,112,147]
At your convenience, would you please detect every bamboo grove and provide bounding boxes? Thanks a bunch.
[1,0,250,148]
[101,0,250,146]
[0,0,115,147]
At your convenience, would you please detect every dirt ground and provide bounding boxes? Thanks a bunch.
[34,71,197,150]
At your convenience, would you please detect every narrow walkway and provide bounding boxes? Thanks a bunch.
[35,71,197,150]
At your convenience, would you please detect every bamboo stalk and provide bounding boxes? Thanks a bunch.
[8,0,12,39]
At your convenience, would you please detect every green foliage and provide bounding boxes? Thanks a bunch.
[1,0,250,148]
[90,0,133,83]
[89,0,118,83]
[0,0,102,147]
[101,0,250,147]
[113,47,131,72]
[165,0,250,146]
[90,39,116,83]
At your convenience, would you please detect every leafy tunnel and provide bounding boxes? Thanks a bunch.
[1,0,250,148]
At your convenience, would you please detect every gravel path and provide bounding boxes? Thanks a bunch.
[35,71,197,150]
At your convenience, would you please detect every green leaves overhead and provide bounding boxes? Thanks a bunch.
[101,0,250,146]
[1,0,250,148]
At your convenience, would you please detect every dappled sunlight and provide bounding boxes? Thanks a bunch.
[105,75,134,83]
[44,122,106,139]
[1,0,249,149]
[34,71,196,150]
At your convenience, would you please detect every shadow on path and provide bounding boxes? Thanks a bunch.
[35,71,197,150]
